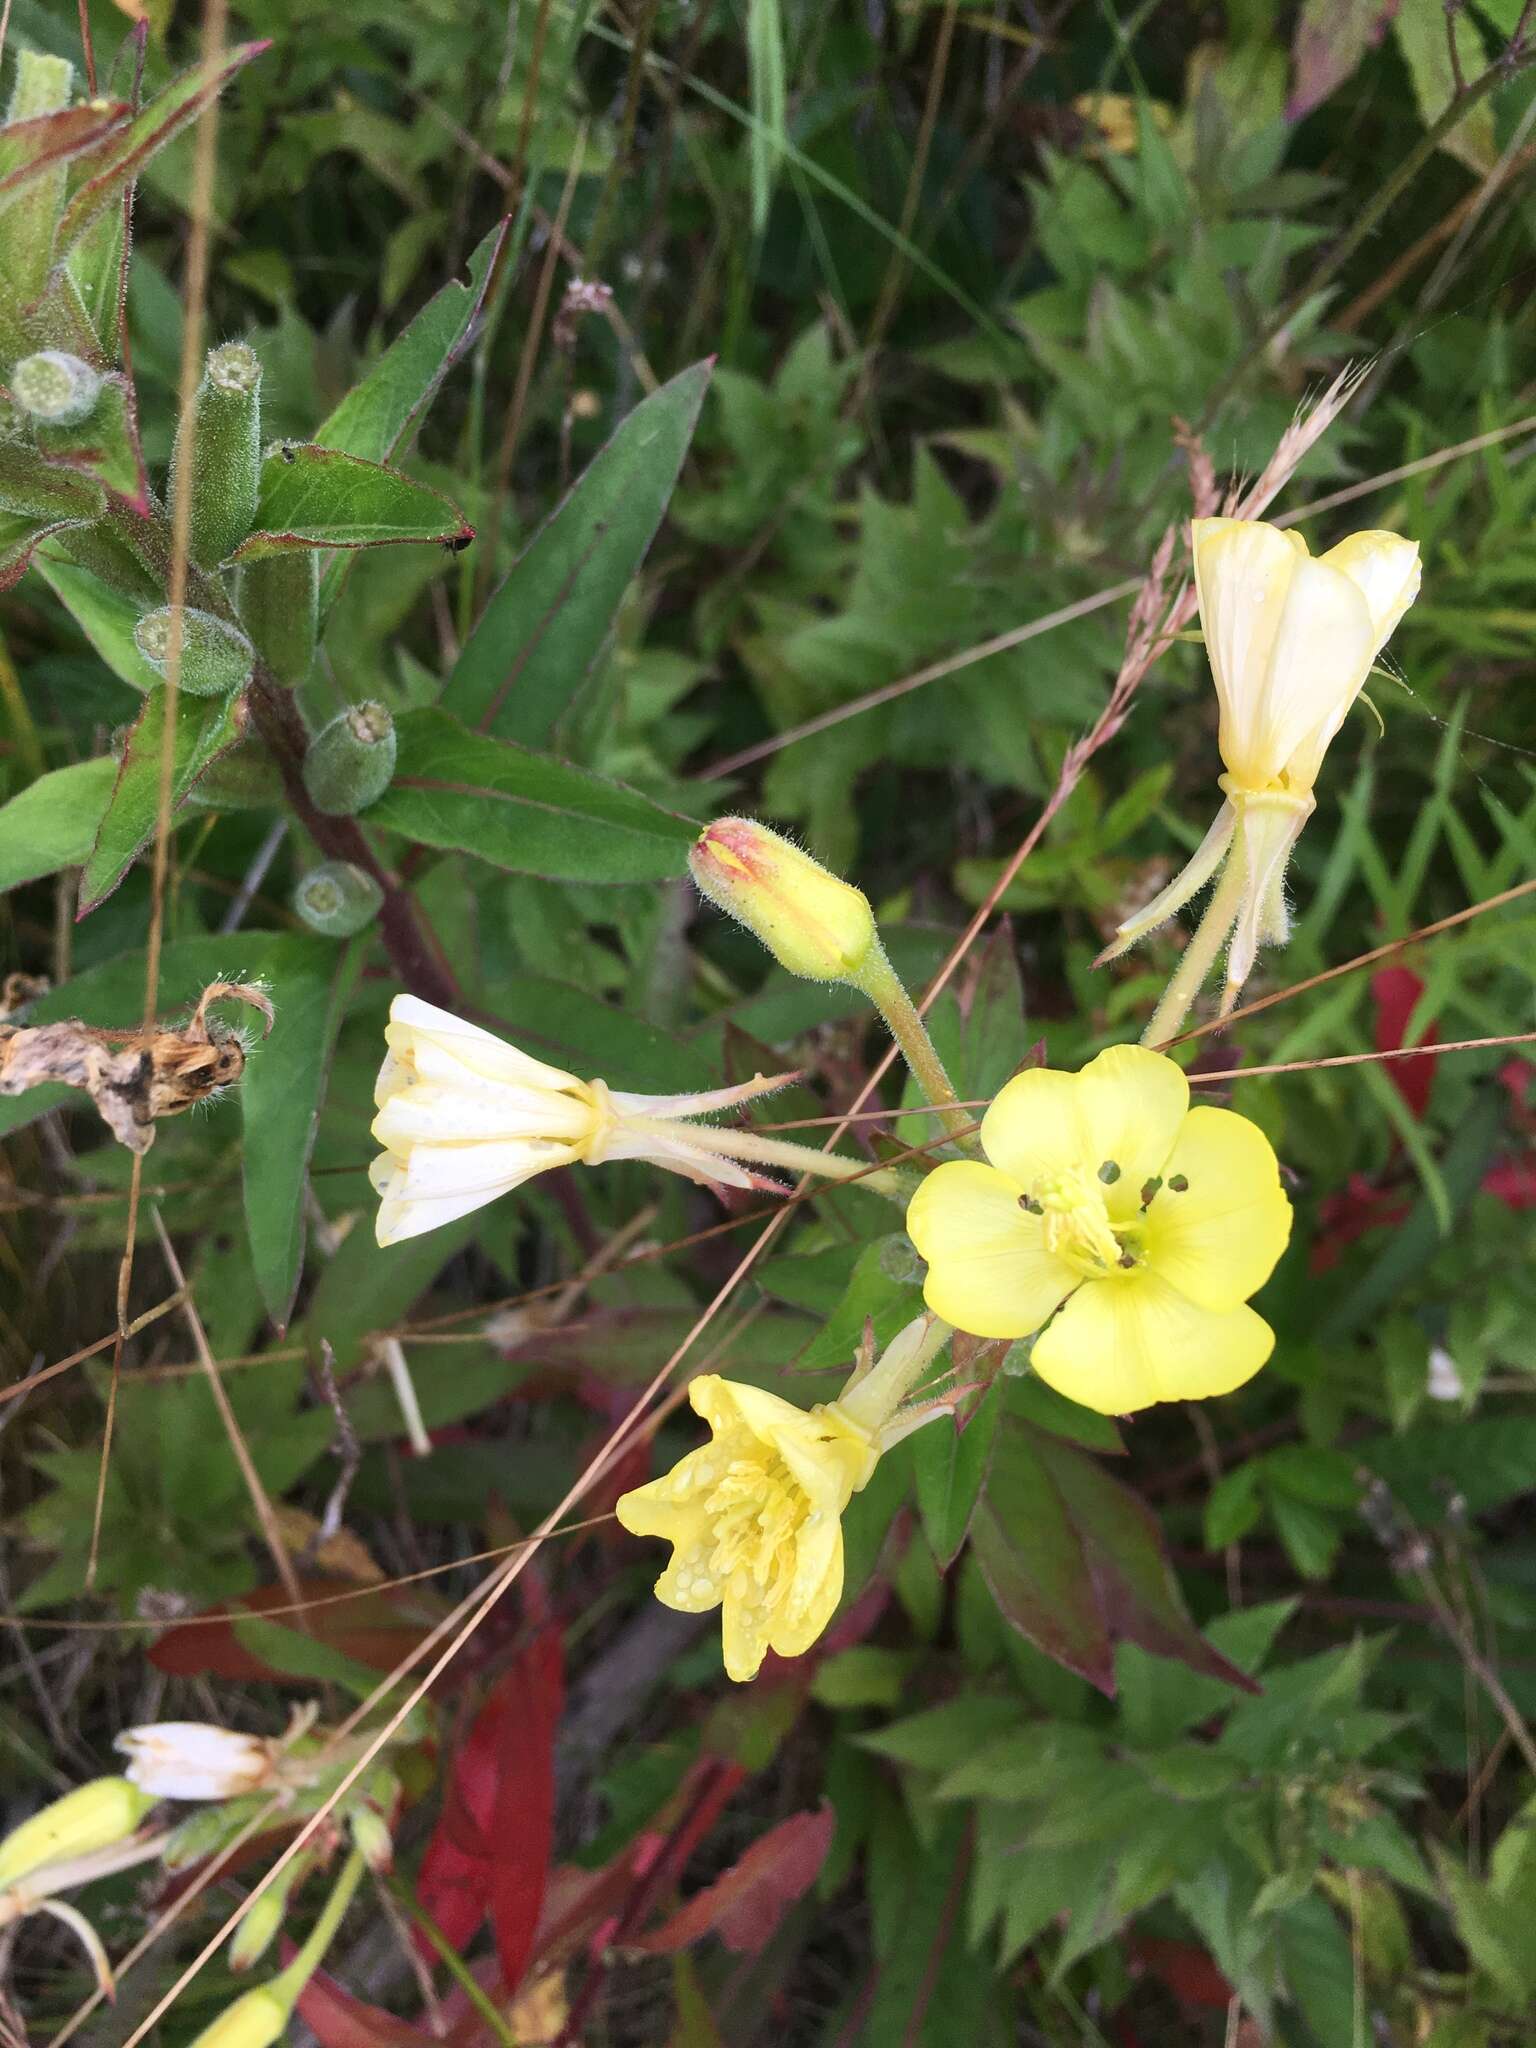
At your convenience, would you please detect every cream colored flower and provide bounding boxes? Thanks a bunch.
[371,996,792,1246]
[1101,519,1420,1027]
[115,1723,277,1802]
[616,1375,881,1682]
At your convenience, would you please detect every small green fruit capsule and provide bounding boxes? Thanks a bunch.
[302,701,396,816]
[0,1777,154,1891]
[170,341,263,569]
[689,817,878,983]
[133,607,255,696]
[11,351,104,426]
[293,861,383,938]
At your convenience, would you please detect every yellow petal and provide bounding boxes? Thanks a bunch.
[906,1161,1077,1340]
[978,1067,1086,1187]
[1073,1045,1190,1223]
[1192,519,1303,786]
[1031,1269,1274,1414]
[1318,530,1421,652]
[720,1591,771,1682]
[1256,557,1375,790]
[1142,1105,1292,1310]
[770,1537,845,1658]
[386,994,581,1094]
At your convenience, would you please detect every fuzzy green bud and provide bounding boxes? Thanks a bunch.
[689,817,878,984]
[238,549,318,686]
[133,606,255,696]
[293,861,383,938]
[185,1985,288,2048]
[302,701,396,816]
[170,342,263,569]
[6,50,72,121]
[11,351,104,426]
[0,1777,154,1891]
[227,1889,286,1974]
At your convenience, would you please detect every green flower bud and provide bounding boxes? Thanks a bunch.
[11,351,104,426]
[302,701,396,816]
[347,1802,393,1872]
[186,734,285,811]
[0,1777,154,1891]
[689,817,878,984]
[227,1888,286,1974]
[160,1799,261,1872]
[293,861,383,938]
[185,1985,288,2048]
[133,606,255,697]
[238,550,318,686]
[169,342,263,570]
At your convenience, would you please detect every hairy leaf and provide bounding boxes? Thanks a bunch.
[230,443,472,561]
[0,754,116,892]
[78,687,245,911]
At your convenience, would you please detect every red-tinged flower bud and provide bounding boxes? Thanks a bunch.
[133,606,255,696]
[302,701,396,816]
[689,818,878,984]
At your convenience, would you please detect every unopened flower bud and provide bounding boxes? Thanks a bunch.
[347,1802,393,1872]
[185,1985,288,2048]
[689,818,878,984]
[293,861,383,938]
[133,607,255,696]
[0,1777,154,1891]
[239,550,318,686]
[11,351,104,425]
[227,1884,290,1973]
[170,341,263,569]
[115,1722,276,1802]
[302,701,396,816]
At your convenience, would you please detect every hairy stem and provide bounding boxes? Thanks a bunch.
[1143,851,1247,1048]
[855,943,975,1148]
[656,1117,913,1203]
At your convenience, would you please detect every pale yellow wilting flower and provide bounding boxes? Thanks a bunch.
[370,996,799,1246]
[617,1320,950,1681]
[1100,518,1420,1038]
[115,1722,280,1802]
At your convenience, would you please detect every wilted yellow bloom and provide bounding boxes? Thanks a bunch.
[0,1778,154,1892]
[906,1045,1291,1415]
[689,818,878,984]
[616,1375,880,1682]
[116,1722,277,1802]
[1101,519,1420,1025]
[371,996,795,1245]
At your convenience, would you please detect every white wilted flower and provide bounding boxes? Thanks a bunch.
[371,996,799,1247]
[1100,518,1420,1036]
[115,1723,278,1802]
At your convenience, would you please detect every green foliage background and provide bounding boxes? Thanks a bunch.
[3,0,1536,2041]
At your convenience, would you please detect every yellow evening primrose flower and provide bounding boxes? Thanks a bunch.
[616,1375,880,1682]
[371,996,795,1246]
[1100,519,1420,1030]
[905,1045,1291,1416]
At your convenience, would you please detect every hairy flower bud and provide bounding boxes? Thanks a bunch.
[0,1778,154,1891]
[238,550,318,685]
[11,351,104,426]
[293,861,383,938]
[169,342,263,569]
[689,818,878,984]
[134,607,255,696]
[302,701,396,816]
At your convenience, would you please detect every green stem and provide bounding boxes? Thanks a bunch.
[853,942,974,1148]
[660,1118,913,1203]
[835,1313,954,1436]
[388,1881,521,2048]
[270,1847,366,2015]
[1143,849,1247,1049]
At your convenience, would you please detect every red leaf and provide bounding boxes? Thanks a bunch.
[294,1967,439,2048]
[1131,1936,1233,2011]
[414,1624,564,1989]
[148,1580,439,1680]
[1371,967,1439,1119]
[633,1805,834,1956]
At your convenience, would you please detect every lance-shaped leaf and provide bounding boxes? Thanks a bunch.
[33,547,164,689]
[227,443,472,562]
[971,1418,1256,1698]
[0,509,79,592]
[633,1806,834,1955]
[54,41,270,256]
[0,102,129,206]
[38,375,148,509]
[316,219,509,466]
[79,687,245,911]
[0,754,116,892]
[367,707,699,882]
[442,359,712,744]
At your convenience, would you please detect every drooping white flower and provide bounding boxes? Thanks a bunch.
[115,1723,277,1802]
[370,996,795,1247]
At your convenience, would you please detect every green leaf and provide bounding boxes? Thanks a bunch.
[0,509,74,591]
[301,1210,481,1374]
[230,444,472,561]
[316,220,508,466]
[442,360,712,743]
[55,42,271,255]
[241,935,360,1329]
[1432,1847,1536,2003]
[796,1233,924,1371]
[37,377,146,508]
[33,548,164,691]
[1355,1415,1536,1524]
[914,1380,1002,1569]
[367,707,699,883]
[0,755,116,891]
[79,687,244,911]
[231,1617,385,1701]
